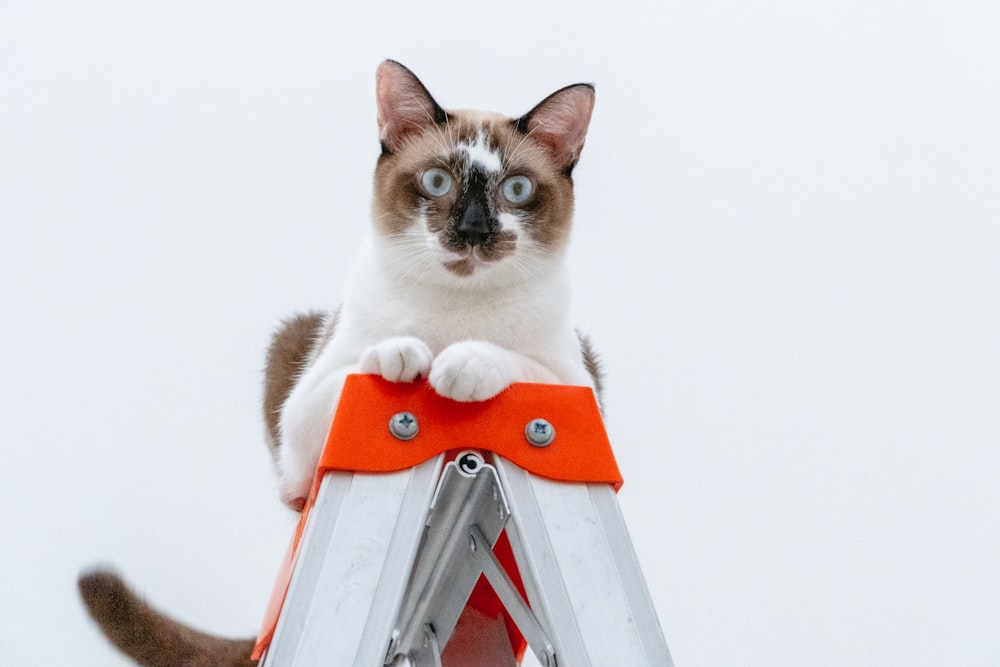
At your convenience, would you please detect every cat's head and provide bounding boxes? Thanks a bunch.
[371,60,594,287]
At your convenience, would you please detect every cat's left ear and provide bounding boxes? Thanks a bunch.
[515,83,595,174]
[376,60,448,155]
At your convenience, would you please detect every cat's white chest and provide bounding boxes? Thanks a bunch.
[338,239,572,358]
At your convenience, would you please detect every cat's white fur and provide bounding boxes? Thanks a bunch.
[459,129,503,173]
[276,233,592,505]
[275,62,596,507]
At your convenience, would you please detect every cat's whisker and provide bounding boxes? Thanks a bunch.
[428,127,454,160]
[505,122,545,166]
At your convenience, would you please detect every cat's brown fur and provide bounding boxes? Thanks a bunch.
[78,313,339,665]
[372,110,577,253]
[262,310,337,455]
[78,570,257,667]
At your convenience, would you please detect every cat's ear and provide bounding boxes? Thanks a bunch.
[515,83,595,174]
[376,60,448,154]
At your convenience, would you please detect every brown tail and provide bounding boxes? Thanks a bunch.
[78,568,257,667]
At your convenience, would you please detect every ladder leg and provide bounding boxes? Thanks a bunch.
[494,455,674,667]
[263,456,444,667]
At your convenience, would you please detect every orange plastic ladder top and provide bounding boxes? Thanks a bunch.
[321,374,622,488]
[253,375,622,661]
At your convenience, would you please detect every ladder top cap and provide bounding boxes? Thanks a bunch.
[319,374,623,490]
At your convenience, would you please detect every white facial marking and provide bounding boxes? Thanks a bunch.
[460,130,502,173]
[497,211,522,233]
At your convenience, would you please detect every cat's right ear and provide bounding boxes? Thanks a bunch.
[376,60,448,155]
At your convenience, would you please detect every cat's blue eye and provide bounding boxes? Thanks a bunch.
[501,175,533,204]
[421,168,453,197]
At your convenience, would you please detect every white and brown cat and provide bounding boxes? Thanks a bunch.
[80,60,600,666]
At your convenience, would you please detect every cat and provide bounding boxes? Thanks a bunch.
[269,59,600,509]
[80,59,599,665]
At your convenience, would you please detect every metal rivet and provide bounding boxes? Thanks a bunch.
[525,418,555,447]
[457,451,483,475]
[389,412,418,440]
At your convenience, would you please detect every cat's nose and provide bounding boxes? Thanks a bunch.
[454,198,493,246]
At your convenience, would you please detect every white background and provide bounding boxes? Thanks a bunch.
[2,1,998,665]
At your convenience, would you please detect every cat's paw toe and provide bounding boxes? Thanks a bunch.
[429,342,514,402]
[279,475,311,512]
[360,337,433,382]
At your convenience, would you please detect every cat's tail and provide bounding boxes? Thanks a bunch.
[78,568,258,667]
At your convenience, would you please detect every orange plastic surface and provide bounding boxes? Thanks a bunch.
[253,375,622,661]
[320,374,622,488]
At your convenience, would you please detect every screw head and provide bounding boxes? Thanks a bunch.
[457,451,484,475]
[389,412,418,440]
[525,418,555,447]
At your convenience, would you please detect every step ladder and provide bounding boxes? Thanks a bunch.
[253,375,673,666]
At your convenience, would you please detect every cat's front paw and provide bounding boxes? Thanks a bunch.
[359,336,433,382]
[429,341,518,402]
[277,440,317,511]
[278,473,311,512]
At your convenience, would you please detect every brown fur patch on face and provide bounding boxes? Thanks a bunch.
[443,258,474,276]
[472,228,517,261]
[372,110,576,256]
[439,228,519,276]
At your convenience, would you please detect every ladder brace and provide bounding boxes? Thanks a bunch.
[388,451,556,666]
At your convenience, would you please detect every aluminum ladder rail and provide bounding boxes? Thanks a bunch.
[254,375,673,667]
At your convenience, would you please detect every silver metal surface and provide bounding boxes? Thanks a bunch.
[524,418,556,447]
[390,452,510,663]
[469,524,557,666]
[262,456,443,667]
[389,411,419,440]
[494,454,674,667]
[263,420,672,667]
